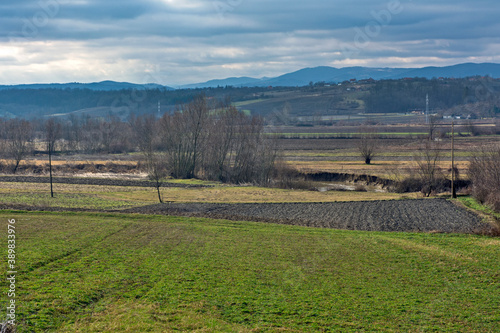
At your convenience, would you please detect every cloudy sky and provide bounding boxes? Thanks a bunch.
[1,0,500,86]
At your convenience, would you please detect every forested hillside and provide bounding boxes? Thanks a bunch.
[0,86,267,119]
[363,78,500,114]
[0,77,499,120]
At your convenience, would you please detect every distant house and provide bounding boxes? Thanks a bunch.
[410,109,424,115]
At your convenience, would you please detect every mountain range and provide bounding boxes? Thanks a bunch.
[1,63,500,91]
[0,80,174,91]
[182,63,500,88]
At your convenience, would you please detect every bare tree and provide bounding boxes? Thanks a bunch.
[62,114,83,153]
[230,115,277,184]
[160,112,192,179]
[357,127,379,165]
[414,141,446,197]
[80,116,102,154]
[159,95,279,184]
[100,115,132,153]
[464,120,480,137]
[201,101,238,182]
[160,95,209,179]
[428,115,440,141]
[131,114,166,203]
[183,95,209,178]
[45,119,61,198]
[1,119,34,173]
[148,154,168,203]
[468,145,500,211]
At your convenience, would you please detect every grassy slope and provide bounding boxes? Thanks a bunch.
[459,196,500,220]
[1,211,498,332]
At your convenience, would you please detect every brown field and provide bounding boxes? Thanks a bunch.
[1,130,498,193]
[290,160,470,179]
[0,181,408,205]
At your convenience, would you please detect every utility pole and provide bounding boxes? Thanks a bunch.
[451,120,457,199]
[49,140,54,198]
[425,93,429,124]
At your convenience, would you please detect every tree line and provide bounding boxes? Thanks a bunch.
[0,95,278,193]
[362,77,500,115]
[0,86,270,118]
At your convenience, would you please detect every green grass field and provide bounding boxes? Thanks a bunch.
[1,211,499,332]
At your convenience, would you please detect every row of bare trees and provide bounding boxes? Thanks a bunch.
[130,96,278,201]
[469,146,500,211]
[0,118,61,196]
[0,119,35,173]
[0,115,134,168]
[0,96,278,186]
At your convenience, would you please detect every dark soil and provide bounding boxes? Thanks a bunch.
[122,199,492,234]
[0,199,492,234]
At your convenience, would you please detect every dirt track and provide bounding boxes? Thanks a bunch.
[123,199,491,234]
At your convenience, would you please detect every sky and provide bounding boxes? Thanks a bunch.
[1,0,500,86]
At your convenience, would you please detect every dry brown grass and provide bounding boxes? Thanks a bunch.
[0,159,137,166]
[0,181,407,205]
[289,160,470,179]
[60,300,251,333]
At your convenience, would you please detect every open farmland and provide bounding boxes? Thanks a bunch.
[0,178,406,210]
[276,133,500,179]
[1,118,499,332]
[0,174,494,234]
[1,211,499,332]
[122,199,492,234]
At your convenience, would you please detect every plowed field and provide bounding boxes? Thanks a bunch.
[124,199,490,234]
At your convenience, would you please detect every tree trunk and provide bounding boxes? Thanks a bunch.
[156,180,163,203]
[49,144,54,198]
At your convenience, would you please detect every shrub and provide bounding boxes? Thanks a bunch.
[469,145,500,212]
[354,184,368,192]
[270,162,312,190]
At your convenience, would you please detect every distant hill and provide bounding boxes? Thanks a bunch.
[179,77,264,89]
[3,63,500,91]
[181,63,500,88]
[0,81,174,91]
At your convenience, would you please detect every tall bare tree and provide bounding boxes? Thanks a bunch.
[45,119,61,198]
[468,145,500,211]
[131,114,166,203]
[414,141,446,197]
[2,119,34,173]
[160,95,210,179]
[201,101,238,181]
[428,115,440,141]
[357,127,379,165]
